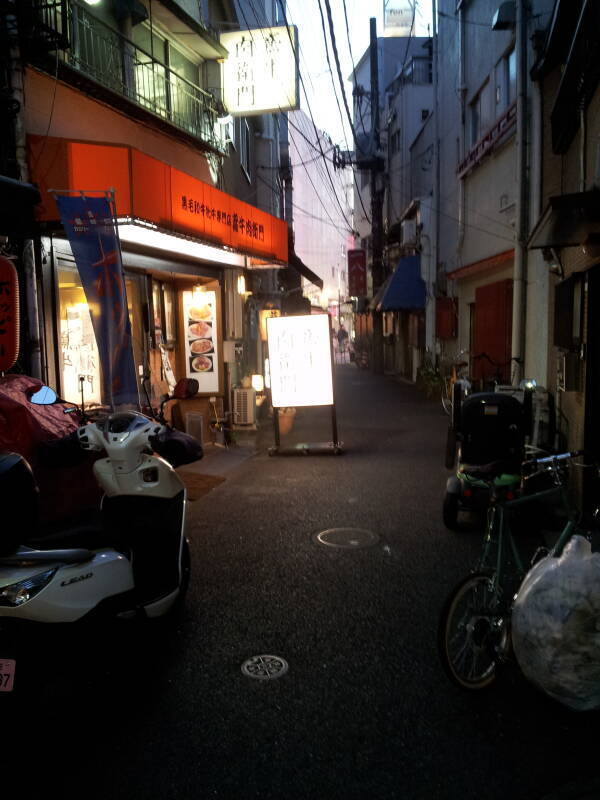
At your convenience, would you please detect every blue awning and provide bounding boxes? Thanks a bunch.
[371,255,426,311]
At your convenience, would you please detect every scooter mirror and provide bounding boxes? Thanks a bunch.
[29,386,58,405]
[172,378,199,400]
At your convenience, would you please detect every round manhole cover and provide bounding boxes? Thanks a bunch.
[313,527,379,549]
[241,655,289,680]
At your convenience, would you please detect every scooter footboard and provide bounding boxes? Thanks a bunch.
[102,491,185,604]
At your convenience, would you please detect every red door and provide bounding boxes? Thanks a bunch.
[472,279,513,385]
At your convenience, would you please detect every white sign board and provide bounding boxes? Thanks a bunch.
[221,26,299,116]
[266,314,334,408]
[384,4,415,37]
[183,289,220,393]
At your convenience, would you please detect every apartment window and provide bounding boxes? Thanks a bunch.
[507,49,517,104]
[470,80,493,146]
[495,48,516,113]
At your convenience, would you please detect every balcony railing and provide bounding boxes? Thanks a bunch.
[457,102,517,178]
[33,0,228,155]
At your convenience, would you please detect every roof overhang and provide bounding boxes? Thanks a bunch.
[289,250,324,290]
[528,190,600,250]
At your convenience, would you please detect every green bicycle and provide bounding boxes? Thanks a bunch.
[438,449,588,690]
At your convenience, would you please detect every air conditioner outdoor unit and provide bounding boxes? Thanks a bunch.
[401,219,417,245]
[233,388,256,425]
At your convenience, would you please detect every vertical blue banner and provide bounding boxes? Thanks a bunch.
[55,194,138,407]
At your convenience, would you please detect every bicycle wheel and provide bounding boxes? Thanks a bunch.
[438,572,504,690]
[441,380,452,415]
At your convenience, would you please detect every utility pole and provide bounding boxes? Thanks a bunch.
[370,17,385,374]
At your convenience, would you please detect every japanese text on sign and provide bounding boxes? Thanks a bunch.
[266,314,333,408]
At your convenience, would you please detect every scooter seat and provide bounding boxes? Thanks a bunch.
[0,547,93,566]
[26,511,109,553]
[460,460,518,481]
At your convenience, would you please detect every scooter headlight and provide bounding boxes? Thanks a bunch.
[0,568,57,607]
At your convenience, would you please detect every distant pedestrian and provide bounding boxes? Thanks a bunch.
[337,324,348,348]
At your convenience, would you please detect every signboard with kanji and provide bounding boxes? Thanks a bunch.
[347,249,367,296]
[266,314,333,408]
[221,26,299,116]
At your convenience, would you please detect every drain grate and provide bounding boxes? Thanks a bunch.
[313,527,379,549]
[241,655,289,680]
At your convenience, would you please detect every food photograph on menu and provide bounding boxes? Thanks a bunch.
[182,289,220,392]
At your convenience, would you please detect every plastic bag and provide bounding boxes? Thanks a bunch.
[512,535,600,711]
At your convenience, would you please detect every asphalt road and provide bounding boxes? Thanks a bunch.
[3,365,599,799]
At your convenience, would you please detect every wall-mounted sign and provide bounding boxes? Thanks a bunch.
[266,314,333,408]
[0,257,19,372]
[221,26,299,116]
[182,289,220,394]
[348,249,367,296]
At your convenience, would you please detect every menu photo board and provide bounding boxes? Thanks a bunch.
[182,289,220,393]
[266,314,334,408]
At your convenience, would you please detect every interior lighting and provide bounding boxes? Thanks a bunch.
[251,374,264,393]
[83,0,103,5]
[117,220,246,268]
[237,274,246,296]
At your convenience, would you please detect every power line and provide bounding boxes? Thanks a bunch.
[274,0,356,234]
[239,0,355,234]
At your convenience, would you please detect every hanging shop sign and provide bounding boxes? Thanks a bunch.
[55,194,139,407]
[29,137,289,263]
[182,289,220,394]
[0,257,19,372]
[220,26,300,115]
[266,314,333,408]
[347,249,367,297]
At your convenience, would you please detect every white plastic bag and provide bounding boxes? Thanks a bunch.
[512,535,600,711]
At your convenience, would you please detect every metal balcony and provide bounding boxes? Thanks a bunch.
[31,0,228,155]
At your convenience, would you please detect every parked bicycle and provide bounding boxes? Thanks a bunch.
[441,350,471,415]
[438,449,590,690]
[471,352,523,392]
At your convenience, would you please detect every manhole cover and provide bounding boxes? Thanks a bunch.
[241,655,289,680]
[313,527,379,549]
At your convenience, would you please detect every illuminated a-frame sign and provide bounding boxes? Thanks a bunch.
[266,314,341,454]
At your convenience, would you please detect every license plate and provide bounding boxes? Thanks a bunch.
[0,659,16,692]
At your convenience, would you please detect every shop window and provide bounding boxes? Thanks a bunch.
[57,263,102,405]
[151,279,177,348]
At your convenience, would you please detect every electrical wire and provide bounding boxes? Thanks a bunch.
[273,0,356,233]
[315,0,371,224]
[237,0,354,234]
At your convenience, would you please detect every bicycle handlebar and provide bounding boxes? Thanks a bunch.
[522,450,585,469]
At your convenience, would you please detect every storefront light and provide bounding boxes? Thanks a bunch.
[117,220,246,268]
[237,275,246,295]
[251,374,264,393]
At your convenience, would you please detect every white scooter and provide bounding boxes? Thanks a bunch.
[0,385,199,631]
